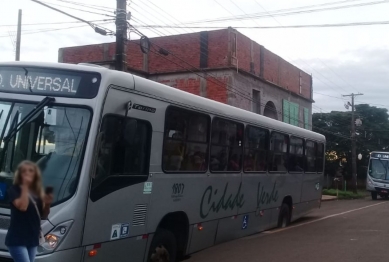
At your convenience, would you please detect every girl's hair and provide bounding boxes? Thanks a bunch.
[14,160,43,198]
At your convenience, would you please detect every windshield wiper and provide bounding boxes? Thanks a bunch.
[3,97,55,144]
[0,97,55,171]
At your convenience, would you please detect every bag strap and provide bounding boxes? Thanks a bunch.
[28,194,41,221]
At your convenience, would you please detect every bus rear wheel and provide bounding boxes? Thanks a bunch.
[278,203,291,228]
[148,229,177,262]
[371,192,378,200]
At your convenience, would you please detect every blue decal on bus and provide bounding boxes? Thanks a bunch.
[120,223,129,238]
[0,183,6,200]
[242,215,249,229]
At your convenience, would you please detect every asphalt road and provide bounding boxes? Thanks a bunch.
[187,198,389,262]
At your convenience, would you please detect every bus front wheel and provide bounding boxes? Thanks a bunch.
[371,192,378,200]
[278,203,291,228]
[148,229,177,262]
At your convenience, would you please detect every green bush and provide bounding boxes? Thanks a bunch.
[322,189,365,199]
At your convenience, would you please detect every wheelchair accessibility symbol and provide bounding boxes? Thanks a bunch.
[242,215,249,230]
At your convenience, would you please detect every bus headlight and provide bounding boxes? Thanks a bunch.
[45,234,59,248]
[38,220,73,255]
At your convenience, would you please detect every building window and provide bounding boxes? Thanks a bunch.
[210,118,243,172]
[304,108,309,129]
[244,125,269,172]
[252,89,261,114]
[163,107,210,172]
[268,132,289,172]
[283,100,299,126]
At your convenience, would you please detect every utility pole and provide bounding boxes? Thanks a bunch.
[31,0,126,70]
[115,0,127,71]
[15,9,22,61]
[343,93,363,193]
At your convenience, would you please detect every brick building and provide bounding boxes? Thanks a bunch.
[59,27,313,129]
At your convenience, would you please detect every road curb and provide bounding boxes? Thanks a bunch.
[321,196,338,202]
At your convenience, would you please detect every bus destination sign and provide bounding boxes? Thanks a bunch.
[0,67,101,98]
[371,153,389,159]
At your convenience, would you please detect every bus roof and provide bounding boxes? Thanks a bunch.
[0,62,325,142]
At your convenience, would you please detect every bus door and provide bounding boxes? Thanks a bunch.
[82,87,164,261]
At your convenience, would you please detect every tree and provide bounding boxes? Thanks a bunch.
[313,104,389,183]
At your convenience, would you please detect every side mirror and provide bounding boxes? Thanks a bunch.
[124,101,132,118]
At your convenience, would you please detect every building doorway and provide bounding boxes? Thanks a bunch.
[264,101,278,120]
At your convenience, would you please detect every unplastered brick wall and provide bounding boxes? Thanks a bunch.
[157,78,201,96]
[150,72,229,104]
[59,28,312,100]
[229,29,312,100]
[148,33,201,74]
[261,47,311,99]
[207,29,229,68]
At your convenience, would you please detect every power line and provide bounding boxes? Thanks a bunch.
[126,25,353,140]
[314,91,389,108]
[41,1,115,17]
[132,20,389,29]
[0,19,113,28]
[130,2,376,132]
[249,1,355,96]
[54,0,116,12]
[178,0,389,25]
[129,3,372,139]
[132,2,350,99]
[0,22,112,38]
[130,1,356,126]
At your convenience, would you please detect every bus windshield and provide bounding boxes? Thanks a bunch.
[0,100,90,206]
[369,159,389,180]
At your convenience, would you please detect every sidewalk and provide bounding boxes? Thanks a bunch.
[322,195,338,202]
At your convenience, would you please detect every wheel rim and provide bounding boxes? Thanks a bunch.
[151,245,170,262]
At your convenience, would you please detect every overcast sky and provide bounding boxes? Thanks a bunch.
[1,0,389,114]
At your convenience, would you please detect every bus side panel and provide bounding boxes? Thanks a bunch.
[83,236,147,262]
[147,173,242,229]
[274,173,303,208]
[238,173,275,231]
[301,173,322,202]
[188,220,218,254]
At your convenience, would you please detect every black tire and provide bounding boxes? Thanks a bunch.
[278,203,291,228]
[148,229,177,262]
[371,192,378,200]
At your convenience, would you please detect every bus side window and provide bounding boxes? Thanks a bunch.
[316,143,324,173]
[268,132,289,172]
[305,140,317,173]
[289,137,304,173]
[162,107,210,173]
[91,114,152,201]
[244,126,268,172]
[210,118,243,172]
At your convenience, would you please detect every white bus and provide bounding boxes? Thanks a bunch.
[367,151,389,200]
[0,62,325,262]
